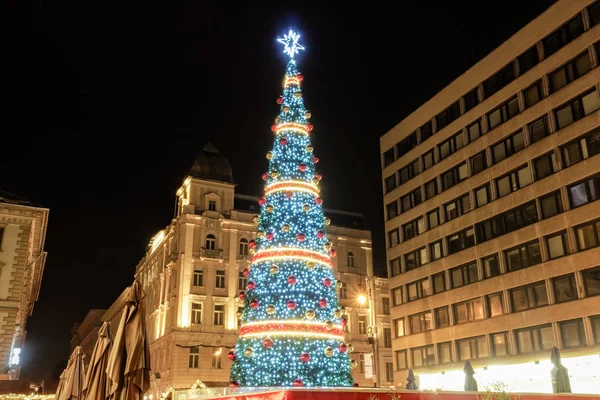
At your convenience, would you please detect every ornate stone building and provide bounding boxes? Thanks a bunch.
[88,143,391,396]
[0,191,48,380]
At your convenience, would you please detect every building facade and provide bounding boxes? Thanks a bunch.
[70,309,106,358]
[380,0,600,393]
[0,191,48,380]
[92,143,390,396]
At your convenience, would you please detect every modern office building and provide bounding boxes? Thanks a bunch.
[380,0,600,393]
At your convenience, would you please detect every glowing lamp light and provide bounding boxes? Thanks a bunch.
[357,295,367,305]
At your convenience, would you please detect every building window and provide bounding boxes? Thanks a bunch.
[458,336,488,361]
[390,257,401,277]
[0,226,4,249]
[399,159,420,185]
[392,286,403,306]
[450,261,478,289]
[471,151,487,175]
[193,270,203,286]
[516,324,554,354]
[543,14,585,58]
[463,88,480,112]
[534,152,556,180]
[474,184,490,208]
[386,201,398,220]
[438,342,453,364]
[205,234,216,250]
[239,238,249,255]
[496,164,532,198]
[590,1,600,25]
[482,254,500,279]
[582,266,600,297]
[409,311,433,334]
[553,274,577,304]
[488,96,520,130]
[505,240,542,272]
[529,115,550,144]
[347,252,355,268]
[435,306,450,328]
[394,318,405,338]
[385,362,394,382]
[447,227,475,255]
[432,272,446,294]
[403,217,425,241]
[215,270,226,288]
[445,193,471,222]
[400,188,422,213]
[212,351,222,369]
[407,278,431,302]
[383,327,392,347]
[412,345,435,367]
[383,148,395,167]
[405,247,428,271]
[492,130,525,164]
[561,127,600,168]
[546,231,568,260]
[468,119,482,142]
[484,62,516,98]
[524,80,543,108]
[568,174,600,209]
[442,162,468,190]
[555,89,600,130]
[427,209,440,229]
[510,281,548,312]
[454,298,484,324]
[339,282,348,299]
[592,316,600,345]
[385,174,397,193]
[436,101,461,131]
[575,219,600,251]
[208,200,217,211]
[396,350,407,370]
[477,201,538,243]
[491,332,509,357]
[540,190,563,219]
[396,132,418,158]
[213,304,225,326]
[238,271,247,291]
[560,319,585,348]
[421,121,433,141]
[358,315,367,334]
[425,179,437,200]
[359,354,365,373]
[189,347,200,368]
[549,51,592,93]
[388,228,399,248]
[191,302,202,324]
[439,131,465,160]
[382,298,390,315]
[486,292,505,317]
[237,306,244,327]
[518,46,539,75]
[430,240,443,261]
[423,149,435,170]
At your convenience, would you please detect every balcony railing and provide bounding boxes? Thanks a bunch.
[200,248,223,259]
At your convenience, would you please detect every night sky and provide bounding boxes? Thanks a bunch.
[4,0,556,380]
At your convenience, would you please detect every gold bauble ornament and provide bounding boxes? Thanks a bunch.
[294,92,302,98]
[336,280,343,288]
[271,171,279,178]
[270,265,280,274]
[236,311,243,319]
[275,117,280,123]
[325,320,333,330]
[244,348,253,357]
[311,177,319,185]
[257,231,264,238]
[324,241,332,250]
[302,204,311,212]
[266,152,273,160]
[266,205,274,213]
[334,309,342,318]
[348,344,355,353]
[324,347,334,357]
[324,217,331,225]
[307,261,316,270]
[351,360,358,369]
[283,106,290,112]
[305,111,312,119]
[281,224,291,232]
[266,304,276,314]
[306,145,314,153]
[305,309,315,319]
[252,215,259,223]
[249,248,256,255]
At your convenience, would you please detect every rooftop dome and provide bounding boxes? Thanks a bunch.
[188,142,234,184]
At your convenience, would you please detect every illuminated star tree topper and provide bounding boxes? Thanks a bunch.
[277,29,305,58]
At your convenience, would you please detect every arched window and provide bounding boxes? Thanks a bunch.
[347,252,355,268]
[239,238,249,256]
[205,234,216,250]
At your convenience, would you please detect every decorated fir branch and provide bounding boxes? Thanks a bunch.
[228,30,354,388]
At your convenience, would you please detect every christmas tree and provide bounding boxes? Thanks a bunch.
[228,30,354,388]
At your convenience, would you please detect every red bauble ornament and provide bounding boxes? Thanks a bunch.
[287,275,297,285]
[248,240,256,249]
[297,73,304,82]
[230,381,239,388]
[341,316,348,327]
[293,379,304,387]
[262,173,268,181]
[276,96,283,104]
[316,173,322,180]
[263,337,274,348]
[266,232,274,240]
[339,343,348,353]
[316,230,325,239]
[271,124,278,132]
[250,299,259,309]
[287,300,296,309]
[238,291,245,301]
[227,350,236,361]
[285,191,294,199]
[242,268,250,278]
[258,197,266,206]
[298,163,307,172]
[315,197,323,205]
[306,123,314,132]
[330,249,337,258]
[279,137,288,145]
[318,299,327,308]
[313,156,319,164]
[296,233,306,242]
[323,278,333,287]
[300,352,310,362]
[246,281,256,290]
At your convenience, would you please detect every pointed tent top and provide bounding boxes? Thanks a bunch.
[551,346,561,365]
[464,360,475,375]
[202,141,219,154]
[126,280,142,304]
[98,321,111,339]
[188,141,234,184]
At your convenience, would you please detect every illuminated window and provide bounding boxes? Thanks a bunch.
[339,282,347,299]
[516,324,554,354]
[189,347,199,368]
[583,266,600,297]
[238,272,247,291]
[445,193,471,221]
[430,240,442,261]
[482,254,500,279]
[439,131,464,160]
[407,278,430,302]
[405,247,428,271]
[432,272,445,294]
[212,351,222,368]
[213,305,224,326]
[561,127,600,168]
[555,89,600,130]
[491,332,509,357]
[438,342,452,364]
[569,174,600,209]
[575,219,600,250]
[347,252,355,268]
[396,350,407,370]
[560,319,585,348]
[540,191,563,219]
[591,315,600,344]
[239,238,249,255]
[412,345,434,367]
[215,270,225,288]
[546,231,568,260]
[409,311,432,334]
[442,162,468,191]
[458,336,488,360]
[552,274,577,303]
[435,306,450,328]
[496,164,532,198]
[450,261,478,288]
[488,96,519,130]
[394,318,405,338]
[191,303,202,324]
[454,298,484,324]
[205,234,216,250]
[492,130,525,163]
[427,209,440,229]
[486,292,505,317]
[510,281,548,312]
[358,315,367,334]
[392,286,403,306]
[403,218,425,241]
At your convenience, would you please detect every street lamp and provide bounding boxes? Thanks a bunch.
[357,294,367,305]
[357,282,379,388]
